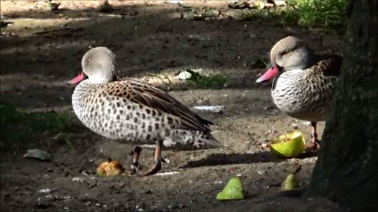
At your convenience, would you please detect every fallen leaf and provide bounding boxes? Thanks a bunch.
[24,149,52,161]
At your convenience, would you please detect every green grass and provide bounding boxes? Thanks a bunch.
[282,0,345,29]
[234,0,345,30]
[188,73,227,88]
[0,101,71,152]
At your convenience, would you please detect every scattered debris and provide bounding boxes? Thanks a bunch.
[47,1,60,11]
[187,35,210,41]
[193,105,225,113]
[178,70,194,80]
[0,21,14,28]
[246,150,255,154]
[166,0,183,4]
[250,58,268,69]
[96,160,125,177]
[24,149,52,161]
[254,1,267,10]
[97,0,113,13]
[228,0,276,10]
[185,6,221,21]
[155,171,179,176]
[72,177,84,183]
[176,70,200,80]
[38,188,58,193]
[303,121,312,126]
[273,0,286,6]
[228,0,253,9]
[33,27,85,37]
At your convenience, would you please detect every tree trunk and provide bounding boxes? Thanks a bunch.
[309,0,377,211]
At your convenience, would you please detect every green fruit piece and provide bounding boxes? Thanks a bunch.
[270,131,305,158]
[96,169,105,177]
[281,174,299,191]
[216,177,244,201]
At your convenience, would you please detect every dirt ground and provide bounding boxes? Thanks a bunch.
[1,1,344,211]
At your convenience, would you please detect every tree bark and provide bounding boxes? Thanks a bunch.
[309,0,377,211]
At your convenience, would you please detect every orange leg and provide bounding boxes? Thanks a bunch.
[125,146,142,175]
[142,140,162,176]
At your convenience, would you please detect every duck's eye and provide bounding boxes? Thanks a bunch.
[281,51,288,56]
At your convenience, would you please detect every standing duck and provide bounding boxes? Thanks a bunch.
[69,47,223,176]
[256,36,343,150]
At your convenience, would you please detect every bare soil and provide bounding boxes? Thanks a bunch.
[1,1,343,211]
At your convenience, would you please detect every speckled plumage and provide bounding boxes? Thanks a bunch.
[70,47,223,175]
[71,47,222,151]
[271,55,341,122]
[72,79,221,150]
[271,36,342,122]
[257,36,343,150]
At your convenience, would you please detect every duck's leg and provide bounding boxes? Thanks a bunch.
[125,146,142,175]
[142,140,162,176]
[151,152,168,163]
[310,122,320,150]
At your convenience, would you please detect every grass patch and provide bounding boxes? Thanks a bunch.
[188,73,227,89]
[232,0,345,30]
[0,101,71,152]
[282,0,345,29]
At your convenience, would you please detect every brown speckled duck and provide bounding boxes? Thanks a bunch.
[69,47,223,176]
[256,36,343,150]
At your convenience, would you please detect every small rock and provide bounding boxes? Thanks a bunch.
[246,150,255,154]
[303,121,312,126]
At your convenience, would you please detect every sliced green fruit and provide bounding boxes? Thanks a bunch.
[270,131,305,158]
[281,174,299,191]
[216,177,244,200]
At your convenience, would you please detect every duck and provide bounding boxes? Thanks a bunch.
[68,47,223,176]
[256,36,343,151]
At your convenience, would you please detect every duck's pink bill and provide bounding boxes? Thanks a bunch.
[68,71,85,84]
[256,65,279,83]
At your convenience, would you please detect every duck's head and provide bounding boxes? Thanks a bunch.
[68,47,117,85]
[256,36,314,83]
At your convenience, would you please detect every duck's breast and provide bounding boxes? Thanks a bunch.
[271,70,337,122]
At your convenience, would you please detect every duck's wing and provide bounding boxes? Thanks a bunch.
[312,54,343,77]
[101,80,213,133]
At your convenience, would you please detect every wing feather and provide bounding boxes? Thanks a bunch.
[102,80,213,132]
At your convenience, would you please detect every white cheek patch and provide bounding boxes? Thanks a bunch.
[90,75,105,84]
[289,69,304,73]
